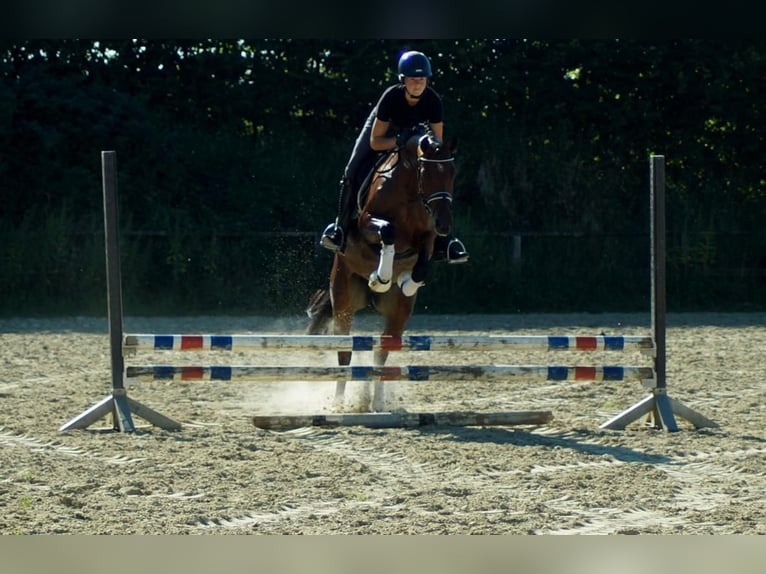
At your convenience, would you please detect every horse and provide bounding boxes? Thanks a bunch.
[307,127,458,411]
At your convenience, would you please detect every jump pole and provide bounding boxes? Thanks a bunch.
[124,334,655,353]
[59,151,180,432]
[600,155,716,431]
[125,364,656,383]
[252,411,553,430]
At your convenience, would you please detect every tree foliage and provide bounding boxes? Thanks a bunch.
[2,39,765,314]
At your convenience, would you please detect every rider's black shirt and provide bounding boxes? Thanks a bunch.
[375,84,444,133]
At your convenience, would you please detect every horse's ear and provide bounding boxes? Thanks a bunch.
[448,136,459,155]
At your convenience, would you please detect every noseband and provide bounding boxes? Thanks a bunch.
[417,155,454,213]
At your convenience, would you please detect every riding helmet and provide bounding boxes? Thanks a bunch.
[398,51,432,80]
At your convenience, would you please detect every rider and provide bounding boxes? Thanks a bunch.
[320,50,469,264]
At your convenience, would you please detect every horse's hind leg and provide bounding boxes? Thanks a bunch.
[373,291,416,365]
[306,289,332,335]
[332,304,352,410]
[330,264,368,410]
[371,291,417,412]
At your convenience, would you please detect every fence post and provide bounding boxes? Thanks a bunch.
[600,155,717,431]
[59,151,180,432]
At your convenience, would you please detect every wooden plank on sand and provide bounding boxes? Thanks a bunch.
[252,410,553,430]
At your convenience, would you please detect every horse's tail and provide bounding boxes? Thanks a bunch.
[306,288,333,334]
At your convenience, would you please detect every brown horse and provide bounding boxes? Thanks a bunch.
[307,128,457,411]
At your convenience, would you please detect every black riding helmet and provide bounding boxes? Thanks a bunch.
[398,51,432,81]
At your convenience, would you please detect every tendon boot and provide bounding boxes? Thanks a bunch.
[320,178,354,253]
[432,235,469,264]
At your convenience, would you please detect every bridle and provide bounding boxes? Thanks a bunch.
[417,154,454,214]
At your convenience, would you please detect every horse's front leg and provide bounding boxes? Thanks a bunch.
[363,217,396,293]
[397,242,431,297]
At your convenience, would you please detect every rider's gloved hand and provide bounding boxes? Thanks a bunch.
[395,130,412,148]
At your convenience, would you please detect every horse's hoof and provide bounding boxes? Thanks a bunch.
[368,272,392,293]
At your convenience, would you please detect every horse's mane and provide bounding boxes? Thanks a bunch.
[358,125,456,208]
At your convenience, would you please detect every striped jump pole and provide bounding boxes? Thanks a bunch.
[124,334,655,354]
[126,364,656,383]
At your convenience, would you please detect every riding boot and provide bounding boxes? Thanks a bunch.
[432,235,470,264]
[321,178,354,253]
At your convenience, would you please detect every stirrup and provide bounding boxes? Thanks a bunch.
[320,223,344,253]
[446,238,469,264]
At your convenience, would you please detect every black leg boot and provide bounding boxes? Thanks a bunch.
[320,178,354,252]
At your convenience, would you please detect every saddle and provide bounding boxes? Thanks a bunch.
[354,150,397,216]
